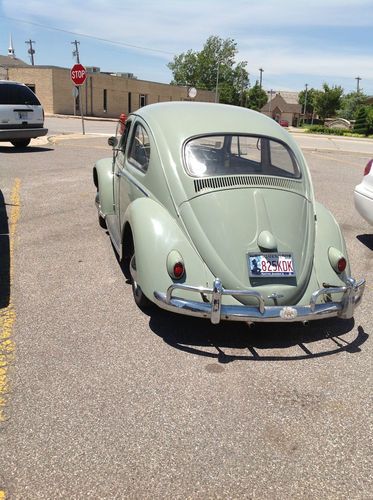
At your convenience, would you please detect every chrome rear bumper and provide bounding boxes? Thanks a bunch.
[154,277,365,324]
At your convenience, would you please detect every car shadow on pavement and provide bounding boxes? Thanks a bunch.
[0,146,53,153]
[357,234,373,250]
[148,308,368,362]
[0,190,10,309]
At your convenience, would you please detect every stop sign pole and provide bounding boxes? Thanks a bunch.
[70,63,87,135]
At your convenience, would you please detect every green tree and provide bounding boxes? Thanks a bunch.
[313,83,344,120]
[246,81,268,110]
[337,91,367,121]
[298,87,318,115]
[366,107,373,135]
[167,35,249,105]
[354,106,369,135]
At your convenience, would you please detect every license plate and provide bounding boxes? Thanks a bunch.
[248,253,295,277]
[18,112,28,120]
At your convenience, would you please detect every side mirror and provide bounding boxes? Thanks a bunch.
[108,136,118,148]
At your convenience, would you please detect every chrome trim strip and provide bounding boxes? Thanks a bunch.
[154,277,365,324]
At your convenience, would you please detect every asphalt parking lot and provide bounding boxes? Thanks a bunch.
[0,127,372,499]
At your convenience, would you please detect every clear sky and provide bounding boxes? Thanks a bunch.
[0,0,372,95]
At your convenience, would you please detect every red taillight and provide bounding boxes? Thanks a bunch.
[173,262,185,279]
[337,257,347,273]
[364,159,373,176]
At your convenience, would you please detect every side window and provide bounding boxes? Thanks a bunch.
[118,119,132,153]
[128,124,151,172]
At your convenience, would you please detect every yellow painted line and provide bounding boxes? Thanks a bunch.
[0,178,20,423]
[0,490,6,499]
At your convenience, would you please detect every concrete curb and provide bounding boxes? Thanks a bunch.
[45,113,118,123]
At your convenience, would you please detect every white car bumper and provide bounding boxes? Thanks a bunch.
[354,184,373,225]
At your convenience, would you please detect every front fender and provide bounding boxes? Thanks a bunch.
[93,158,114,216]
[124,198,215,302]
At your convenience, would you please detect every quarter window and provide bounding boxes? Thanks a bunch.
[128,124,151,172]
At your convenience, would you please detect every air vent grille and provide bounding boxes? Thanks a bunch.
[194,175,303,193]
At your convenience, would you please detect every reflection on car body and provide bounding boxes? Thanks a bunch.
[93,102,365,325]
[354,159,373,225]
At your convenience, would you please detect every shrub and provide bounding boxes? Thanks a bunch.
[304,125,347,136]
[353,107,368,135]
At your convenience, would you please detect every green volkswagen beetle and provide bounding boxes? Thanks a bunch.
[93,102,365,324]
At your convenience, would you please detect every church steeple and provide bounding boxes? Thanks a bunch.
[8,34,15,58]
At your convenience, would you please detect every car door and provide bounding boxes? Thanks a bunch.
[106,119,133,251]
[118,120,151,229]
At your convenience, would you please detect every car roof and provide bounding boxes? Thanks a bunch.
[0,80,27,86]
[132,101,294,144]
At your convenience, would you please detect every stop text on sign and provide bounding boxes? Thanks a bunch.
[72,69,85,79]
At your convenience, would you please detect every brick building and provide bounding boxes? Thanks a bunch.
[261,91,302,126]
[0,55,214,118]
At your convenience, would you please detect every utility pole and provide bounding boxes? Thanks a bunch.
[259,68,264,88]
[71,39,81,113]
[215,60,220,103]
[71,40,80,63]
[25,39,35,66]
[303,83,308,122]
[269,89,273,117]
[355,76,362,93]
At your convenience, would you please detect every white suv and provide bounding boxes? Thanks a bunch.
[0,80,48,148]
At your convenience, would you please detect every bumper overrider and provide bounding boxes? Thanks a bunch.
[154,277,365,324]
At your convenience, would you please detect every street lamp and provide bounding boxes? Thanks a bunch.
[259,68,264,88]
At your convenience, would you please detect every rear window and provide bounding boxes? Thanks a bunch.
[184,135,300,179]
[0,84,41,105]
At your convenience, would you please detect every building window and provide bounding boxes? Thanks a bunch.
[139,94,147,108]
[128,92,132,113]
[103,89,107,113]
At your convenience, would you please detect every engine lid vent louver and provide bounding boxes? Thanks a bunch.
[193,175,303,194]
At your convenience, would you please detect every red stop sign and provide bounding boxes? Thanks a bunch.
[70,63,87,86]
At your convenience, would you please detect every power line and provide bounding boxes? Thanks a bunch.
[1,15,174,56]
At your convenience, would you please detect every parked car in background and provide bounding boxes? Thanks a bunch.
[0,80,47,148]
[279,119,289,127]
[93,102,365,325]
[354,159,373,225]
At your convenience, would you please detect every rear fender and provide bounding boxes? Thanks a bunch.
[124,198,214,301]
[314,201,350,284]
[93,158,114,216]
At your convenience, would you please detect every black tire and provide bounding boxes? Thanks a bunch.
[11,139,31,148]
[98,213,107,229]
[130,255,152,309]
